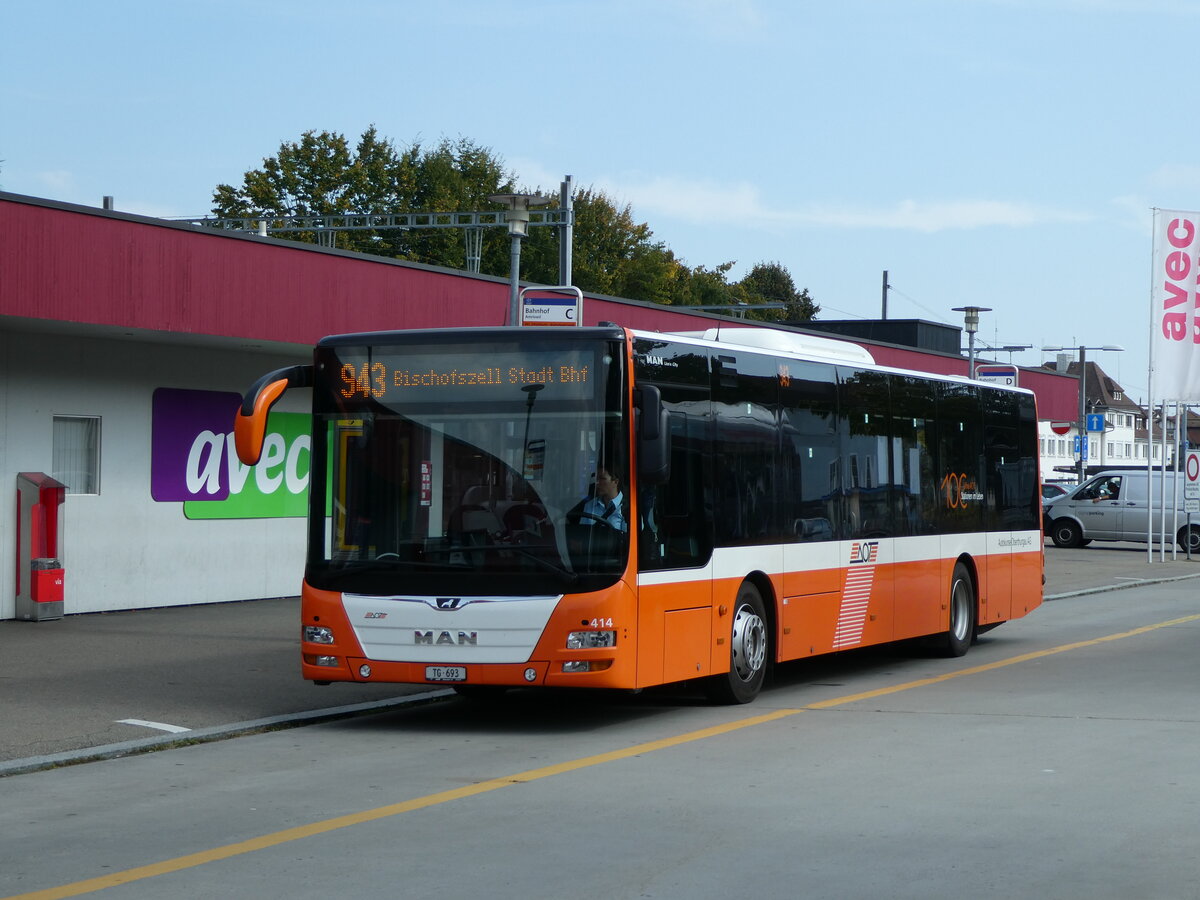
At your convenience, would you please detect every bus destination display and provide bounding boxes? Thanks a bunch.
[335,349,596,403]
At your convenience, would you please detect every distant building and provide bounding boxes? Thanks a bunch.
[1038,358,1178,482]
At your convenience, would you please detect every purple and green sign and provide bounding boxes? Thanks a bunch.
[151,388,312,519]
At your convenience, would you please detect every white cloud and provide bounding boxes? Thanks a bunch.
[801,199,1092,232]
[663,0,766,39]
[590,173,1090,233]
[1147,163,1200,191]
[36,170,75,193]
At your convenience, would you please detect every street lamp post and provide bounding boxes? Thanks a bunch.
[952,306,992,378]
[488,192,552,326]
[1042,344,1124,483]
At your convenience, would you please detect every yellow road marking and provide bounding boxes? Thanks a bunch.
[9,612,1200,900]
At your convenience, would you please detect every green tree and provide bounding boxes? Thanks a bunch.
[212,130,811,318]
[522,187,685,302]
[212,128,516,266]
[737,261,820,321]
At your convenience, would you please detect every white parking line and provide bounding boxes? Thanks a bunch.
[116,719,192,734]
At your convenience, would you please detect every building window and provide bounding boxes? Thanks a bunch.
[52,416,100,495]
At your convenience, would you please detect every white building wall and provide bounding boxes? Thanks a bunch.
[0,330,311,619]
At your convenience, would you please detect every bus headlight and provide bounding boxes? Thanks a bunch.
[303,625,335,644]
[566,630,616,649]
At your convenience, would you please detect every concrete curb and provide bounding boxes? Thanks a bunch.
[0,688,453,778]
[1045,570,1200,601]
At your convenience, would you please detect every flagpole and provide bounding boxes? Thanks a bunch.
[1147,208,1158,563]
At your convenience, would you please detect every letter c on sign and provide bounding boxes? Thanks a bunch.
[566,308,575,320]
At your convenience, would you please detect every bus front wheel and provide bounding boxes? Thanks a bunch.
[704,582,768,705]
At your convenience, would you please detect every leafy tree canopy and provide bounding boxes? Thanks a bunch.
[212,127,818,320]
[736,261,820,322]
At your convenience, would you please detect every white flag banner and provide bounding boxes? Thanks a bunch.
[1152,209,1200,401]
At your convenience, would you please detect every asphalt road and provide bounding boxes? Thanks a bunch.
[0,540,1197,774]
[2,568,1198,899]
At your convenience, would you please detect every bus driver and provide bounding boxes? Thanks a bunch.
[570,466,628,531]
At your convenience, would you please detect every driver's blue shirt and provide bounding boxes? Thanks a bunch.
[581,491,627,532]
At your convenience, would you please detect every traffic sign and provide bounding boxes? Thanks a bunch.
[1086,414,1106,432]
[1050,422,1072,435]
[975,364,1018,386]
[1186,450,1200,513]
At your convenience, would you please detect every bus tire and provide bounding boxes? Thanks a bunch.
[1050,519,1083,549]
[704,581,768,705]
[936,562,976,658]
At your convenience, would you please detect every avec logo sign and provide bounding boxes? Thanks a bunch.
[150,388,313,519]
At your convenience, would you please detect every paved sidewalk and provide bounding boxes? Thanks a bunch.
[2,540,1198,776]
[1042,540,1200,598]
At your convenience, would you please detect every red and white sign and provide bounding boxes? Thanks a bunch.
[1151,210,1200,401]
[1050,422,1072,435]
[1185,450,1200,513]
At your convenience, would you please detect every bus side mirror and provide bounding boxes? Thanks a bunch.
[234,365,313,465]
[636,385,671,485]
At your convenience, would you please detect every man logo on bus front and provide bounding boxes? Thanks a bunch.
[436,597,466,610]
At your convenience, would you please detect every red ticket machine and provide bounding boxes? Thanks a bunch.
[15,473,66,621]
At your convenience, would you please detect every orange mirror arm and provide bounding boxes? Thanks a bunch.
[233,365,313,465]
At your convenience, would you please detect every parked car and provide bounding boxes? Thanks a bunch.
[1041,483,1070,502]
[1043,470,1200,551]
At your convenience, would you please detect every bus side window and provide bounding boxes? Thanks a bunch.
[779,361,839,542]
[890,375,939,536]
[639,410,712,571]
[838,368,895,539]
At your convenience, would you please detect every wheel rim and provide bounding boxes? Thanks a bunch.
[731,601,767,682]
[950,577,972,643]
[1055,524,1075,545]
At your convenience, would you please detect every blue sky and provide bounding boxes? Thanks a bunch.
[6,0,1200,401]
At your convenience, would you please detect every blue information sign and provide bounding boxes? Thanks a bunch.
[1086,414,1105,432]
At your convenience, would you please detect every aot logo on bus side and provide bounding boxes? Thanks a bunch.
[150,388,313,519]
[849,541,879,564]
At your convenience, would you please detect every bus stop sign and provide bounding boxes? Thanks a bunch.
[520,286,583,327]
[975,364,1018,386]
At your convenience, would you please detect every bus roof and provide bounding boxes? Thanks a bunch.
[636,326,1034,396]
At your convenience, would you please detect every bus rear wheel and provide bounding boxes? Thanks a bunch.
[704,582,768,705]
[935,562,976,658]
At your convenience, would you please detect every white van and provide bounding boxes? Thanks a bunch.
[1043,469,1200,552]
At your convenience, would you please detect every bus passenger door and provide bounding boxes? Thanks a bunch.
[778,360,844,658]
[633,339,714,688]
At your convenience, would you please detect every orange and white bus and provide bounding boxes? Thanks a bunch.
[235,324,1043,704]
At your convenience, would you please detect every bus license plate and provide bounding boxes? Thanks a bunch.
[425,666,467,683]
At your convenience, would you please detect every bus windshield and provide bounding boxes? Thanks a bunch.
[307,333,629,596]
